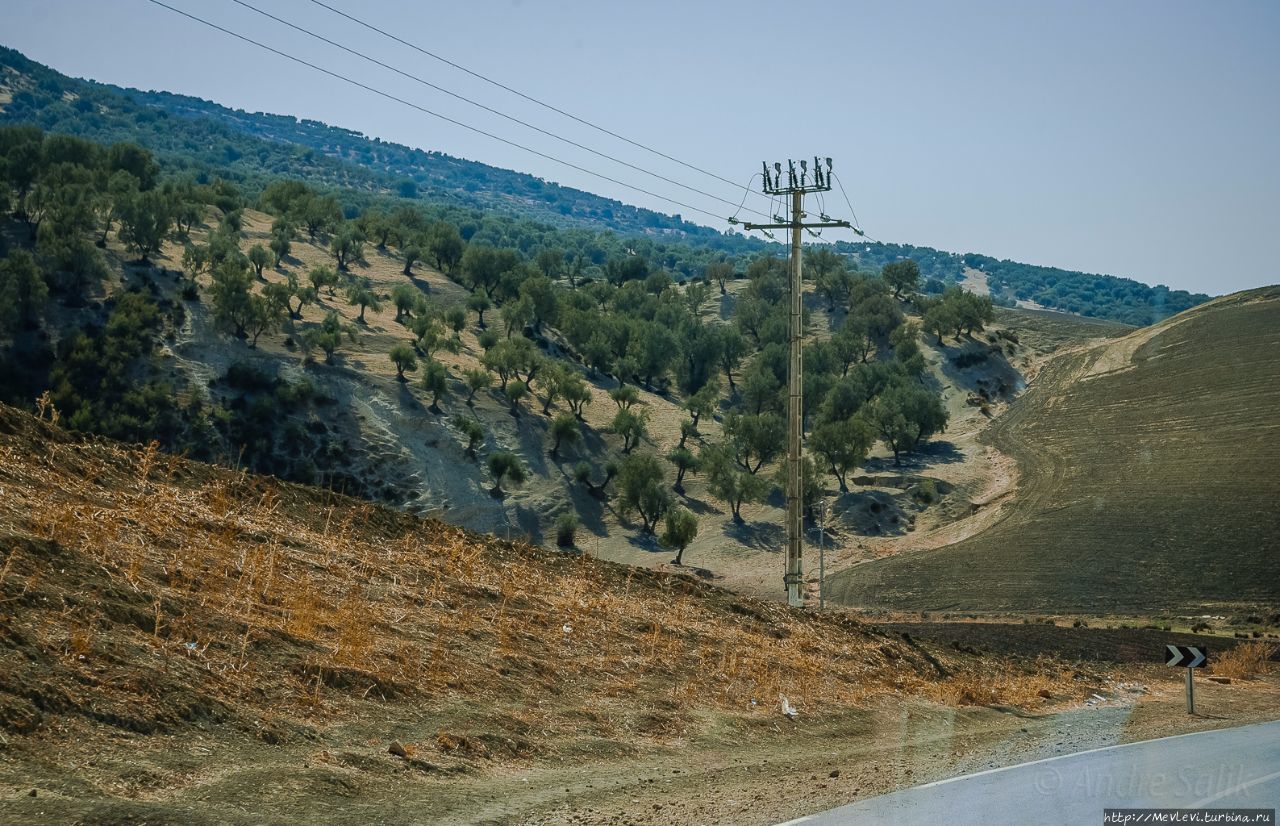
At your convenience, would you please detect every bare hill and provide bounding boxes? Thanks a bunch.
[827,287,1280,614]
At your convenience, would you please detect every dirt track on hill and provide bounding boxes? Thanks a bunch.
[828,287,1280,614]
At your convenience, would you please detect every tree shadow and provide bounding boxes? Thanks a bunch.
[396,382,428,415]
[723,519,785,552]
[863,439,965,473]
[718,292,737,321]
[512,504,544,545]
[680,494,720,517]
[624,530,665,553]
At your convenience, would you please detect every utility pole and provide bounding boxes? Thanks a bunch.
[740,158,850,608]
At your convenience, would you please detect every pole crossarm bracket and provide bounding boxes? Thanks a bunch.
[742,220,852,231]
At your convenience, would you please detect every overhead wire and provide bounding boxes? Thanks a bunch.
[144,0,734,224]
[832,171,871,238]
[305,0,775,212]
[227,0,772,221]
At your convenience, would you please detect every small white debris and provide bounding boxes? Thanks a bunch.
[779,694,799,719]
[562,624,573,635]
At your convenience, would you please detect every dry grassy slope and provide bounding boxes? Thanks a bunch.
[828,286,1280,614]
[0,401,1077,757]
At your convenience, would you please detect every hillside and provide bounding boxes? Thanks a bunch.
[827,286,1280,614]
[0,45,1209,324]
[0,400,1113,824]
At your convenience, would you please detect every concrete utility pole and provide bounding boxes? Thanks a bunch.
[742,158,850,607]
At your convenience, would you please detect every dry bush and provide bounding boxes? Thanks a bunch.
[1213,642,1278,680]
[931,660,1071,708]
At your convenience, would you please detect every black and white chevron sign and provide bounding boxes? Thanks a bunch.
[1166,645,1207,668]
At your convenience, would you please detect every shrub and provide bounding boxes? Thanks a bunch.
[555,513,578,548]
[1213,642,1277,680]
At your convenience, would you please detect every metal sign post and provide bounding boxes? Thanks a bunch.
[1165,645,1207,714]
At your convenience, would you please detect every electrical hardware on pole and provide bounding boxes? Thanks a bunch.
[741,158,851,607]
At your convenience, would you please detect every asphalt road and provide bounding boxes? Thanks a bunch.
[779,720,1280,825]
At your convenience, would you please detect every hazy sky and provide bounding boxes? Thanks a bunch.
[7,0,1279,295]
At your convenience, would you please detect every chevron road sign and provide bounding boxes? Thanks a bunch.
[1167,645,1208,714]
[1166,645,1208,668]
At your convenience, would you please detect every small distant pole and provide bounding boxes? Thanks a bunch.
[818,499,828,611]
[1186,667,1195,715]
[742,159,851,608]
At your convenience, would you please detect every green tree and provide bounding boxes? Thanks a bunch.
[247,244,271,279]
[502,379,527,416]
[346,281,381,323]
[461,244,519,299]
[862,384,949,465]
[421,359,450,412]
[284,278,317,319]
[616,453,671,534]
[308,265,339,297]
[501,294,534,338]
[706,260,734,295]
[535,247,564,278]
[268,233,291,268]
[296,194,341,240]
[555,512,578,548]
[444,306,467,335]
[466,291,491,329]
[561,372,592,420]
[330,223,365,271]
[574,460,618,499]
[882,259,921,298]
[610,384,640,410]
[702,443,768,523]
[389,342,418,380]
[549,412,580,459]
[487,451,527,496]
[666,446,700,494]
[661,507,699,565]
[413,313,461,359]
[462,367,492,405]
[209,261,256,340]
[0,250,48,338]
[716,326,747,392]
[391,283,423,322]
[724,411,785,474]
[115,187,172,262]
[809,417,875,492]
[610,407,648,453]
[519,274,559,333]
[685,379,720,427]
[302,310,355,364]
[401,244,422,276]
[427,222,464,272]
[453,415,485,458]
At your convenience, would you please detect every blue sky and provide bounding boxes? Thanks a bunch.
[6,0,1279,295]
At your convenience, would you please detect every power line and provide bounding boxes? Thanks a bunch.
[305,0,773,212]
[227,0,771,221]
[144,0,732,224]
[832,171,873,239]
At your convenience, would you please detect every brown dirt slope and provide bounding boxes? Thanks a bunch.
[827,286,1280,613]
[0,401,1012,756]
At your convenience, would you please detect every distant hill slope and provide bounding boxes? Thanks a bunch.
[827,286,1280,614]
[0,45,1208,324]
